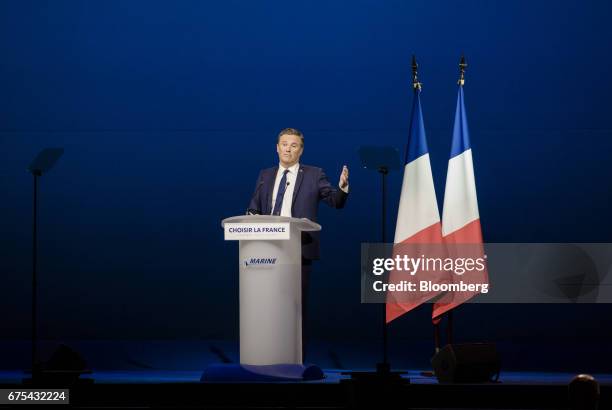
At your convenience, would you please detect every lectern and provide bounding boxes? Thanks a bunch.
[222,215,321,366]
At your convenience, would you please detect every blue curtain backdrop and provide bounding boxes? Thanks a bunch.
[1,0,611,370]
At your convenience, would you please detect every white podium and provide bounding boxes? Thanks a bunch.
[222,215,321,365]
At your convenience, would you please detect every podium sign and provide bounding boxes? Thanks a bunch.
[224,222,290,240]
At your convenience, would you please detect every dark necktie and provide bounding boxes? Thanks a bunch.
[272,169,290,216]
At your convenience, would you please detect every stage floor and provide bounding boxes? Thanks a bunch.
[2,369,612,385]
[1,370,610,409]
[1,341,610,407]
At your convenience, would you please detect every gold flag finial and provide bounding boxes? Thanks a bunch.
[458,55,467,86]
[412,55,422,91]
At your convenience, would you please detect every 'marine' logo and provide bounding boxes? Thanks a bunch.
[244,258,277,267]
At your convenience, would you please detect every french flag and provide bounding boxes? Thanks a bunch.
[432,85,487,321]
[386,88,443,324]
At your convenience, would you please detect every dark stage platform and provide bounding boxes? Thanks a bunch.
[1,340,610,408]
[1,370,610,409]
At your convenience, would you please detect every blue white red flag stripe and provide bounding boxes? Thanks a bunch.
[386,90,443,324]
[433,86,487,320]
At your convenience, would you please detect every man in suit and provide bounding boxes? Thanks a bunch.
[248,128,349,360]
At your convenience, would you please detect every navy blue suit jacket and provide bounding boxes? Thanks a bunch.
[248,164,348,260]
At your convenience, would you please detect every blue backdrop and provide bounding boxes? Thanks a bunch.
[1,0,611,371]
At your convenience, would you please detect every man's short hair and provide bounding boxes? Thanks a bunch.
[277,128,304,146]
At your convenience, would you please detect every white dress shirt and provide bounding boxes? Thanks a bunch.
[270,163,300,217]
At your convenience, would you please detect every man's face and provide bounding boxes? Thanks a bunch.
[277,134,303,167]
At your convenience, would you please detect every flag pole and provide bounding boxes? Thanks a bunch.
[379,164,389,373]
[379,55,422,372]
[372,56,424,379]
[379,56,421,374]
[446,55,467,346]
[458,54,467,87]
[412,54,422,92]
[432,55,467,354]
[411,56,444,354]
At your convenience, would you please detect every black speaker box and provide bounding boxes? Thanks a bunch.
[431,343,500,383]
